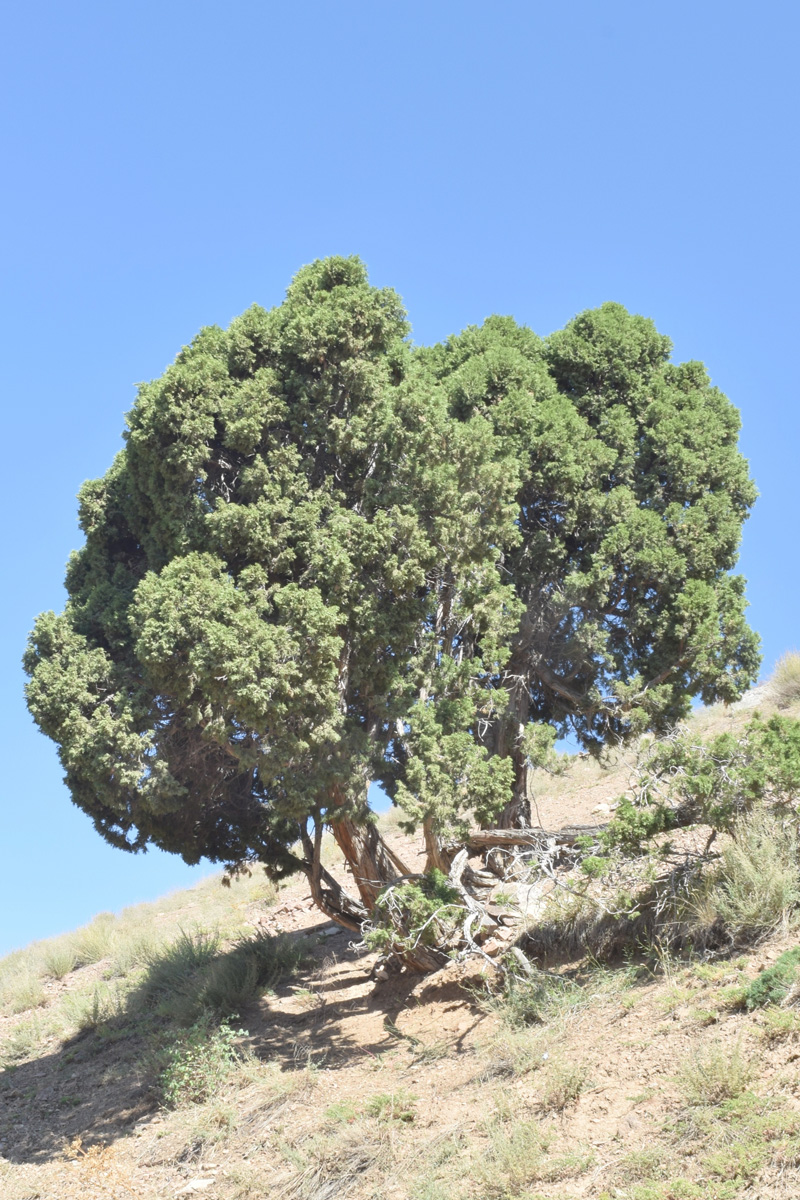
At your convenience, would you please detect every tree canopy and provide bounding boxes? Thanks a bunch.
[24,257,760,930]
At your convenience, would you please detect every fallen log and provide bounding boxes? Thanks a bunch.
[467,824,607,851]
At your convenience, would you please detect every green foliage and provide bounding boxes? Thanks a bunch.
[742,948,800,1010]
[580,855,612,878]
[605,716,800,855]
[157,1017,246,1107]
[24,257,760,912]
[421,303,759,762]
[366,870,463,953]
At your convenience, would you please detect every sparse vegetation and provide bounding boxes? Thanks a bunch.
[8,689,800,1199]
[677,1041,752,1105]
[539,1058,589,1112]
[364,1089,417,1122]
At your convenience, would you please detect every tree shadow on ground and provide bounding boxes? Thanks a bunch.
[0,917,485,1166]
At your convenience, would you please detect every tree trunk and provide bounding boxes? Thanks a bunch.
[423,816,456,875]
[468,823,607,850]
[329,813,414,909]
[484,652,532,830]
[300,819,367,933]
[497,678,532,829]
[328,811,450,973]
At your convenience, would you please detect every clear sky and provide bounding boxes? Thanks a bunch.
[1,1,797,957]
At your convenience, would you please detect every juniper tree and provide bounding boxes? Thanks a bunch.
[25,259,759,951]
[24,258,515,932]
[399,304,760,834]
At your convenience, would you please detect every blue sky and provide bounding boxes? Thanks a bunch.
[1,1,797,956]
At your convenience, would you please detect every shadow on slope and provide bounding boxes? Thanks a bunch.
[0,914,483,1166]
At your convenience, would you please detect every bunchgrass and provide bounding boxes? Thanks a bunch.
[677,1040,752,1105]
[41,941,78,980]
[131,927,310,1024]
[0,1013,47,1067]
[72,912,118,966]
[60,982,125,1033]
[2,971,46,1015]
[770,651,800,709]
[693,809,800,941]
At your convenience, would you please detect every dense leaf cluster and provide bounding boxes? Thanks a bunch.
[606,714,800,851]
[24,257,759,889]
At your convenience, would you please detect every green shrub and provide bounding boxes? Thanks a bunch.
[743,947,800,1010]
[605,715,800,853]
[580,855,612,878]
[157,1017,246,1107]
[365,870,463,954]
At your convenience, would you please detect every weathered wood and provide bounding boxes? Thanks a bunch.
[329,813,413,909]
[467,824,606,851]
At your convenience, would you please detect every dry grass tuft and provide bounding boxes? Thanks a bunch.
[539,1058,589,1112]
[677,1040,752,1105]
[769,650,800,709]
[693,809,800,940]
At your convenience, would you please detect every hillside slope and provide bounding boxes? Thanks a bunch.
[4,684,800,1200]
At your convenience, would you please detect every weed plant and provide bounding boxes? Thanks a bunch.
[365,1089,417,1122]
[540,1059,588,1112]
[488,967,582,1028]
[60,983,124,1033]
[0,1014,47,1068]
[156,1017,246,1107]
[476,1118,549,1199]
